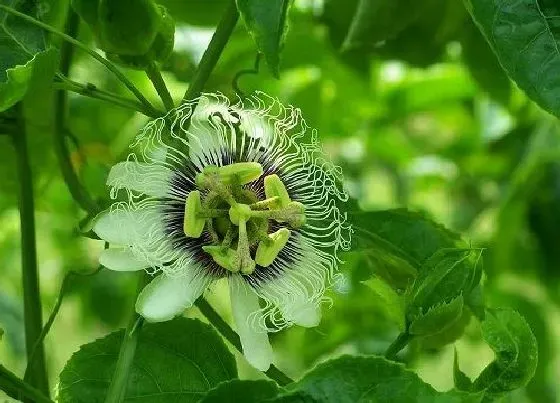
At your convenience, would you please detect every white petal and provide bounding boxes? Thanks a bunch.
[107,161,173,198]
[229,275,273,371]
[92,207,161,245]
[279,298,321,328]
[136,270,210,322]
[99,247,150,271]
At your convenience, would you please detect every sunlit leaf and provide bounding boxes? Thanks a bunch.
[273,355,483,402]
[0,0,49,111]
[472,309,538,398]
[58,318,237,402]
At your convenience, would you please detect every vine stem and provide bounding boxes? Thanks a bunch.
[145,62,175,111]
[194,298,293,386]
[52,10,100,216]
[54,76,161,118]
[181,0,239,104]
[0,364,54,403]
[104,274,147,403]
[11,104,50,396]
[384,332,411,361]
[0,4,159,116]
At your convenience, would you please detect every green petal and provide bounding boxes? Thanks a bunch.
[229,275,273,371]
[107,161,173,197]
[92,207,160,245]
[99,247,150,271]
[136,272,210,322]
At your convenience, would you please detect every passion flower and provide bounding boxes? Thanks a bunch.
[92,92,351,370]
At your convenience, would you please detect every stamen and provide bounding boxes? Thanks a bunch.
[256,228,291,267]
[264,174,291,208]
[202,245,238,272]
[183,190,206,238]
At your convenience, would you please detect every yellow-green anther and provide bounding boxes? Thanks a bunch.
[256,228,291,267]
[202,245,238,272]
[229,203,252,225]
[183,190,206,238]
[264,174,291,208]
[216,162,263,185]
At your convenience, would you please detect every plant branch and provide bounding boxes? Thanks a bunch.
[195,298,293,386]
[11,104,50,395]
[0,364,54,403]
[52,10,100,216]
[181,0,239,104]
[0,4,158,116]
[54,76,161,117]
[384,332,411,361]
[145,62,174,111]
[104,273,147,403]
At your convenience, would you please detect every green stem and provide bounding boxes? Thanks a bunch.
[0,4,158,115]
[384,332,411,361]
[181,0,239,104]
[53,10,100,215]
[145,62,174,111]
[0,364,54,403]
[104,274,147,403]
[54,76,161,118]
[194,298,293,386]
[11,105,50,395]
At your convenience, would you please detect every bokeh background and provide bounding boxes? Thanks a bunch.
[1,0,559,401]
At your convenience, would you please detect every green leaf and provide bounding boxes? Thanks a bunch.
[350,209,464,289]
[473,309,538,397]
[235,0,290,77]
[0,0,49,111]
[58,318,237,402]
[409,295,464,337]
[454,348,474,391]
[363,277,405,330]
[273,355,482,403]
[408,248,482,311]
[342,0,421,51]
[466,0,560,118]
[200,380,279,403]
[460,18,511,106]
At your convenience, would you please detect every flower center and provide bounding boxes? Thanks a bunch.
[182,162,306,275]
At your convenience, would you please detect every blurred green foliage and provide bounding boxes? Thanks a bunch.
[1,0,559,402]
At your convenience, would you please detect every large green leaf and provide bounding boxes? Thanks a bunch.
[273,355,482,403]
[0,0,49,111]
[466,0,560,117]
[58,318,237,402]
[235,0,290,77]
[472,309,538,398]
[200,380,279,403]
[349,209,463,289]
